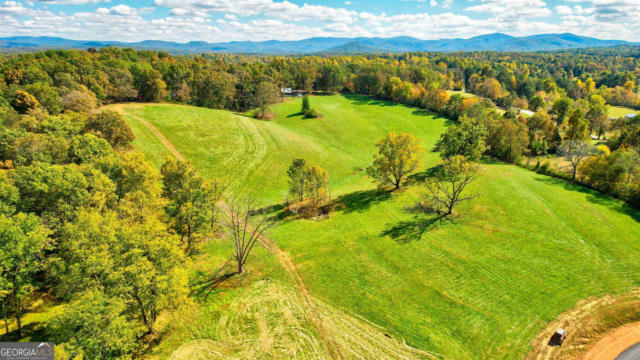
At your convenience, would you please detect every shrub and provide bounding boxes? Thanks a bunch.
[303,108,319,118]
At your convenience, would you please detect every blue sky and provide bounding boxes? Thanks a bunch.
[1,0,639,42]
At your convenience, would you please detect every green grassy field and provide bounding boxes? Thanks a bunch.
[609,105,638,118]
[118,95,640,359]
[119,95,449,202]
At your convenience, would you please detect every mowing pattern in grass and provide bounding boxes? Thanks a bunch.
[270,162,640,359]
[117,95,449,202]
[120,96,640,359]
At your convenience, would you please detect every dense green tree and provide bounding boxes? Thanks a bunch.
[49,290,139,359]
[563,109,591,144]
[68,133,111,164]
[132,66,166,102]
[84,111,135,148]
[367,133,423,190]
[551,97,574,125]
[253,81,279,119]
[529,95,545,111]
[24,82,61,115]
[194,70,237,109]
[11,90,39,114]
[161,158,216,251]
[437,116,487,161]
[287,158,308,202]
[0,213,50,337]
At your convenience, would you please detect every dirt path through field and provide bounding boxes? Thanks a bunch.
[118,104,342,359]
[582,322,640,360]
[526,288,640,360]
[217,201,344,359]
[117,108,186,162]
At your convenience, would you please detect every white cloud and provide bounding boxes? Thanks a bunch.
[466,0,551,18]
[154,0,357,23]
[33,0,108,4]
[1,0,639,43]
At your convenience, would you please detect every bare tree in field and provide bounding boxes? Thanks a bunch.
[559,139,596,179]
[424,155,479,217]
[225,196,274,274]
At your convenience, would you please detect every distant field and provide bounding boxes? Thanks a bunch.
[116,95,449,202]
[446,90,476,98]
[118,95,640,359]
[610,106,638,118]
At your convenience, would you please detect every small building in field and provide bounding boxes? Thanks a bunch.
[281,88,305,97]
[625,113,637,120]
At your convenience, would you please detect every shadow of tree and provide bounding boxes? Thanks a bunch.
[406,165,442,185]
[343,93,400,107]
[0,322,48,342]
[334,189,392,213]
[191,260,237,300]
[380,215,447,244]
[286,112,304,118]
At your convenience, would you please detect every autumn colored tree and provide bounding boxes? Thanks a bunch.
[367,133,423,190]
[84,111,135,148]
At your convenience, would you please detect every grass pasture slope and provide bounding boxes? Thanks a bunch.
[116,95,640,359]
[609,106,638,119]
[115,95,449,201]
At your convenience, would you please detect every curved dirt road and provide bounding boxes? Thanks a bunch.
[583,322,640,360]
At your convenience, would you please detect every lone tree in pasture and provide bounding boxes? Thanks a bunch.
[302,95,311,113]
[225,196,274,274]
[367,133,423,191]
[559,140,596,179]
[288,158,308,202]
[304,165,330,213]
[253,81,279,120]
[300,95,319,118]
[286,158,330,215]
[424,155,479,218]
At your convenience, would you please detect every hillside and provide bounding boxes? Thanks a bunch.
[1,33,636,54]
[114,95,640,359]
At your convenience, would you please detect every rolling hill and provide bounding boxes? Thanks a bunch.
[1,33,637,54]
[111,95,640,359]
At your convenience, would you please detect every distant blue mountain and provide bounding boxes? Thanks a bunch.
[0,33,636,54]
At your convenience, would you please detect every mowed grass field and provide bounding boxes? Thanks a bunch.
[118,95,449,202]
[609,105,638,118]
[117,95,640,359]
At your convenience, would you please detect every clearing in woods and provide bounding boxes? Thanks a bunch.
[111,99,438,360]
[117,95,640,359]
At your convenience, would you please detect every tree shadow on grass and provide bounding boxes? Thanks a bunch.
[286,112,304,118]
[0,322,48,342]
[380,214,448,244]
[334,189,392,213]
[407,165,442,185]
[191,260,238,300]
[343,93,400,107]
[535,176,640,223]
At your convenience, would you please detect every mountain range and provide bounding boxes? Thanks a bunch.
[0,33,637,54]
